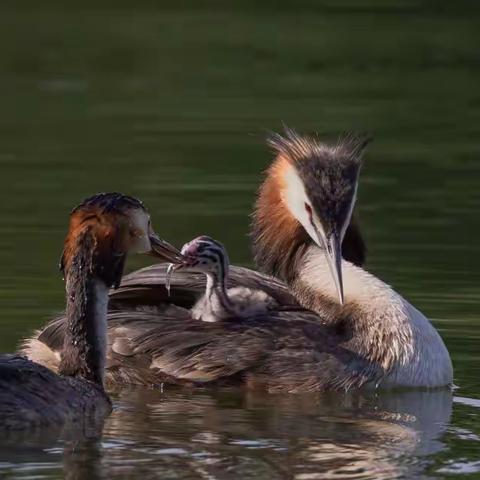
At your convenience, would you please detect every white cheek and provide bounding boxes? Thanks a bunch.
[131,234,151,254]
[282,165,320,243]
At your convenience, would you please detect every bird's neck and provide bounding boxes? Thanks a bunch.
[292,245,452,386]
[251,156,310,283]
[204,272,236,316]
[59,231,110,387]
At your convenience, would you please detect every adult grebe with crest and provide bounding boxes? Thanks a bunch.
[2,192,182,428]
[23,130,452,391]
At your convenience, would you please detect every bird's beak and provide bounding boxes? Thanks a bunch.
[314,228,344,305]
[148,233,184,264]
[165,256,195,296]
[324,232,344,305]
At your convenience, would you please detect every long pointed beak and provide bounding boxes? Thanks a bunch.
[148,233,184,264]
[323,232,344,305]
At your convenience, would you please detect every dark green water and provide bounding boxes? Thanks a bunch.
[1,2,480,478]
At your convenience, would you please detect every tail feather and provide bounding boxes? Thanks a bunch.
[19,334,61,374]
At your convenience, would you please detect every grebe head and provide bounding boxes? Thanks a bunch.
[61,192,182,288]
[165,236,229,295]
[176,236,229,276]
[267,128,370,304]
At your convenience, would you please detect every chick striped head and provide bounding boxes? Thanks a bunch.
[179,236,229,277]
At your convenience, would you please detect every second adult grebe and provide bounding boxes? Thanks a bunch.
[1,193,182,428]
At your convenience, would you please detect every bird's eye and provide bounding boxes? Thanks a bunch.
[304,203,313,218]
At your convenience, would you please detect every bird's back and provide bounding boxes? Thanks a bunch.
[0,355,111,430]
[20,267,383,392]
[192,286,278,322]
[25,306,380,392]
[109,264,298,311]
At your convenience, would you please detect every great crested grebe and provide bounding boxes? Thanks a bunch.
[167,236,277,322]
[23,129,452,391]
[1,193,182,428]
[250,128,452,387]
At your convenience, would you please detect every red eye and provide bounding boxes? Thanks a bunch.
[304,203,313,217]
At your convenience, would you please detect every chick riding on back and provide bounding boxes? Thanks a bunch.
[167,236,277,322]
[21,128,452,391]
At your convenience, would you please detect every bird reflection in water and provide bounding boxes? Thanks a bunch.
[0,388,453,478]
[99,388,452,479]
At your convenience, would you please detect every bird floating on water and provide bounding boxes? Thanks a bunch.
[22,129,453,392]
[2,192,182,428]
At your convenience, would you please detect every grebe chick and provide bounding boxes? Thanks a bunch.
[168,236,277,322]
[2,192,182,429]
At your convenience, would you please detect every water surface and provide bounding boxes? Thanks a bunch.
[1,2,480,478]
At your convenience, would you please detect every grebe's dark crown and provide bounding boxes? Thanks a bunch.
[267,126,370,169]
[71,192,146,215]
[267,126,370,235]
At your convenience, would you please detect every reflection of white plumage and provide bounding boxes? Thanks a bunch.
[168,236,277,322]
[103,388,452,480]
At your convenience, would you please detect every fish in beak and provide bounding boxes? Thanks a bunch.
[164,252,199,296]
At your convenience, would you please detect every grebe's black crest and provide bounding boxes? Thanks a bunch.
[71,192,146,215]
[267,127,371,167]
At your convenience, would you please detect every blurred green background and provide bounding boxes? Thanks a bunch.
[0,1,479,394]
[1,3,480,478]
